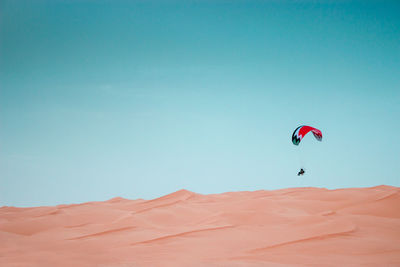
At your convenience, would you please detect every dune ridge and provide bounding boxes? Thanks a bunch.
[1,186,400,266]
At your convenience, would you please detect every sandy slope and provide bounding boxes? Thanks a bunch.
[1,186,400,266]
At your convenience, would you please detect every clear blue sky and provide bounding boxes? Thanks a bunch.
[1,0,399,206]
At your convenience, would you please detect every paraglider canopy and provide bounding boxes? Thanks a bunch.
[292,125,322,146]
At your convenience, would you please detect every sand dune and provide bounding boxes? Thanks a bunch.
[1,186,400,266]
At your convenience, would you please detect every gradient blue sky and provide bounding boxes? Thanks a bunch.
[1,0,399,206]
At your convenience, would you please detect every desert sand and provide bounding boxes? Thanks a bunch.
[1,185,400,266]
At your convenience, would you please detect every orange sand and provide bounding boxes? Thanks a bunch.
[1,186,400,266]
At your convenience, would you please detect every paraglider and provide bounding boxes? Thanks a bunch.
[292,125,322,146]
[292,125,323,175]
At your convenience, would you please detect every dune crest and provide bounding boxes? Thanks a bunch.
[1,186,400,266]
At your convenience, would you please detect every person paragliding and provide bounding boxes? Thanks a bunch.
[292,125,323,176]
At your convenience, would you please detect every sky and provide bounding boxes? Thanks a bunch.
[1,0,399,207]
